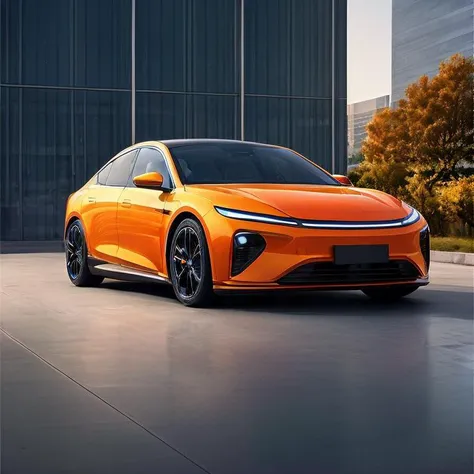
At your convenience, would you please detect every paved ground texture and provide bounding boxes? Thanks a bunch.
[1,254,473,474]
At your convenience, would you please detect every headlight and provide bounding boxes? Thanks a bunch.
[215,206,298,226]
[400,207,420,226]
[216,205,422,228]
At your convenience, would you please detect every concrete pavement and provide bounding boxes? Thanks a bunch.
[1,254,473,474]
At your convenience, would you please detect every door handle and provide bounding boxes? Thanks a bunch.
[88,197,96,203]
[121,198,132,208]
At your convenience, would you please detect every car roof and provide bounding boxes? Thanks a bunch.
[160,138,278,149]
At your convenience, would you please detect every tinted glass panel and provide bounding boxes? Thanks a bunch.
[0,87,21,240]
[75,0,131,88]
[21,88,73,240]
[135,0,185,91]
[135,93,185,142]
[245,96,332,170]
[186,95,238,139]
[21,0,71,86]
[74,90,131,187]
[97,162,113,185]
[245,0,331,97]
[131,148,172,189]
[187,0,237,93]
[106,151,137,186]
[1,0,21,84]
[169,143,340,185]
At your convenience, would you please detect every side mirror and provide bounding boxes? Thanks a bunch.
[133,171,164,189]
[333,174,353,186]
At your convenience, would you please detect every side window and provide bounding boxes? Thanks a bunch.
[130,148,172,189]
[97,162,113,185]
[105,150,137,187]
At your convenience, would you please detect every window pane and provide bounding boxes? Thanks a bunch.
[187,0,237,93]
[135,0,185,91]
[131,148,172,189]
[21,0,71,86]
[74,90,131,187]
[106,151,137,187]
[0,87,21,240]
[21,88,73,240]
[186,95,238,139]
[97,162,113,185]
[1,0,21,84]
[245,96,332,170]
[245,0,331,97]
[136,92,185,142]
[75,0,131,88]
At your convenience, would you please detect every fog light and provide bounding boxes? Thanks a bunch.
[236,235,248,245]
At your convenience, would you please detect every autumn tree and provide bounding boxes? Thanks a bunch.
[438,176,474,234]
[357,53,474,193]
[354,107,410,196]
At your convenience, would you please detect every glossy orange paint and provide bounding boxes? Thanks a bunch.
[65,140,429,291]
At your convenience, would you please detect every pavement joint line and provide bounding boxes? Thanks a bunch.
[0,327,213,474]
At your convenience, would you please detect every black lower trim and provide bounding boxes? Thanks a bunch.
[278,260,421,286]
[214,282,427,297]
[88,256,108,271]
[88,257,170,285]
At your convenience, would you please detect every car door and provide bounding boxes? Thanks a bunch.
[116,147,173,274]
[83,150,138,262]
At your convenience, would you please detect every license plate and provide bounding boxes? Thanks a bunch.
[333,245,389,265]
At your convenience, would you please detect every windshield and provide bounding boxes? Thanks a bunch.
[168,142,341,186]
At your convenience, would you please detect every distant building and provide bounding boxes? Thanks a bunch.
[392,0,474,103]
[347,95,390,157]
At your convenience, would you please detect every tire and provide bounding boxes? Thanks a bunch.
[65,220,104,287]
[362,285,419,301]
[169,218,214,307]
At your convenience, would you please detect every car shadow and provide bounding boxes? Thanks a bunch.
[98,279,473,320]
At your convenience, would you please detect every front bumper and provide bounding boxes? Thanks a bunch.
[204,209,430,290]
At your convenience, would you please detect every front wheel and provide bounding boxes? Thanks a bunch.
[65,220,104,287]
[362,285,419,301]
[169,218,214,307]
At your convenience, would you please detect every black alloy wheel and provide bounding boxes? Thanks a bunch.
[65,220,103,287]
[170,218,213,307]
[66,222,84,280]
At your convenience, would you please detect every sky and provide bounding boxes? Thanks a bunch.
[347,0,392,104]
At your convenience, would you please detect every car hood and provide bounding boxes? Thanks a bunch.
[189,184,409,221]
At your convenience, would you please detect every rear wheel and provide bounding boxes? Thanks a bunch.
[362,285,419,301]
[169,218,214,307]
[65,220,104,287]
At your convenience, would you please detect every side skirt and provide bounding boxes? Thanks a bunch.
[88,257,170,285]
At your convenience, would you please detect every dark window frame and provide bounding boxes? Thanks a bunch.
[128,146,176,190]
[94,149,138,187]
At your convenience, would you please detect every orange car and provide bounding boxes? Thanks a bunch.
[64,139,430,306]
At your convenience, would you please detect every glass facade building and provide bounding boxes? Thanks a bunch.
[347,95,390,156]
[1,0,347,241]
[392,0,474,103]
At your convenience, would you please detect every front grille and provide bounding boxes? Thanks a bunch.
[278,260,420,286]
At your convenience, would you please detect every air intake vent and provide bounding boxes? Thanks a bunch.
[278,260,420,286]
[419,226,430,272]
[231,232,266,277]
